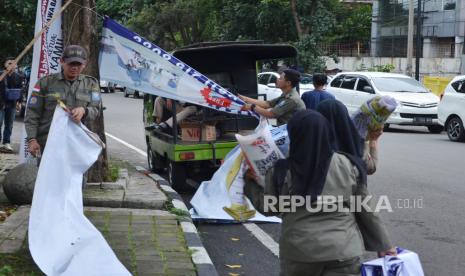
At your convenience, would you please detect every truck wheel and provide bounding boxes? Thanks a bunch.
[147,144,165,173]
[168,161,187,192]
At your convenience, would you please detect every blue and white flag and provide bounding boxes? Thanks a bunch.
[99,17,255,116]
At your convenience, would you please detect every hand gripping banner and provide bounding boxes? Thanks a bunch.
[99,17,256,117]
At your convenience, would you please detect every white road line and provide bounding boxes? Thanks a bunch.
[243,223,280,257]
[105,132,147,157]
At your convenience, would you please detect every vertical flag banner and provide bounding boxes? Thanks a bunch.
[19,0,64,163]
[99,17,256,116]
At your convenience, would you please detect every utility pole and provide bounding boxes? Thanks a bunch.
[406,0,414,76]
[415,0,422,80]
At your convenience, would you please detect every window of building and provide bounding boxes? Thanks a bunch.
[444,0,456,10]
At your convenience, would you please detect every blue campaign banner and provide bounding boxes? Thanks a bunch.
[99,17,255,116]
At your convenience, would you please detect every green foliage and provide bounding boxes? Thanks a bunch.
[3,0,372,73]
[294,0,339,72]
[369,64,395,72]
[0,265,13,276]
[357,63,395,72]
[341,5,372,42]
[0,0,36,64]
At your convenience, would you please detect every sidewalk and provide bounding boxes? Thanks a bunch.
[0,145,216,276]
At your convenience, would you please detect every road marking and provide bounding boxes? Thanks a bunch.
[243,223,279,257]
[105,132,147,157]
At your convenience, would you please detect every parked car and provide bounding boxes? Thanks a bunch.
[124,87,144,98]
[328,72,442,133]
[257,71,315,100]
[438,75,465,141]
[114,83,125,92]
[100,80,115,93]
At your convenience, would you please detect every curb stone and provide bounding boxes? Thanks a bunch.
[139,169,218,276]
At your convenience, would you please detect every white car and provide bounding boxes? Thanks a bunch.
[257,72,314,100]
[438,75,465,141]
[328,72,442,133]
[99,80,115,93]
[123,87,144,98]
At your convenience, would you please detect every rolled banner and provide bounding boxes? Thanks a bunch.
[352,96,397,139]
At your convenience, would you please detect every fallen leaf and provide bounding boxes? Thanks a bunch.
[225,264,242,269]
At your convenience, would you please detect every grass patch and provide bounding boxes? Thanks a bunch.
[107,163,120,182]
[0,243,42,275]
[168,208,190,217]
[164,201,190,217]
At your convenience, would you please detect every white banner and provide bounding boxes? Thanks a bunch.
[19,0,64,163]
[28,108,131,275]
[189,123,289,223]
[99,17,256,116]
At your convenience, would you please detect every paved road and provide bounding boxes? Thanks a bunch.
[101,92,465,276]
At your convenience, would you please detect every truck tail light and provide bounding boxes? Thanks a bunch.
[179,152,195,160]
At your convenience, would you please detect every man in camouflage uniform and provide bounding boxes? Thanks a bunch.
[25,45,101,157]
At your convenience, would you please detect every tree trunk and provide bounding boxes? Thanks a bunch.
[63,0,109,182]
[290,0,303,39]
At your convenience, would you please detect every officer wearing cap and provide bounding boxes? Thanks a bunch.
[25,45,102,157]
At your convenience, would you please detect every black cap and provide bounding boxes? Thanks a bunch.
[62,45,87,64]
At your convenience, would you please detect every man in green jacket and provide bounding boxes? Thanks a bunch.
[25,45,101,157]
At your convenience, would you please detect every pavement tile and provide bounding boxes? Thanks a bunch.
[164,268,197,276]
[0,159,197,276]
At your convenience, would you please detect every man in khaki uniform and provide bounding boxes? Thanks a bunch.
[239,69,305,126]
[25,45,101,157]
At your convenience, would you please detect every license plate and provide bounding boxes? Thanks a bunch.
[413,117,432,124]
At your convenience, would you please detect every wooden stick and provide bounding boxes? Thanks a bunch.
[0,0,74,82]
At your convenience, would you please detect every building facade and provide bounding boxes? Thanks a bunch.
[371,0,464,58]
